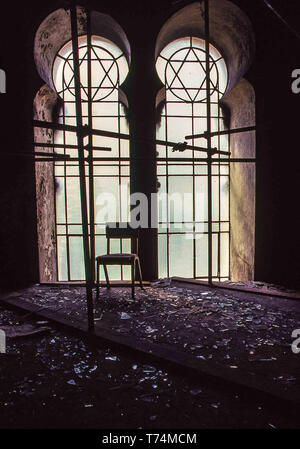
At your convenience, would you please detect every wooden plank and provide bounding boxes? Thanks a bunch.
[39,281,150,287]
[172,277,300,300]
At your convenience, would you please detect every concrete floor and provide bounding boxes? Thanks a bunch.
[1,280,300,406]
[1,302,300,429]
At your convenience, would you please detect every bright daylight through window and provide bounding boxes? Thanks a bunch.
[53,35,130,281]
[156,37,229,280]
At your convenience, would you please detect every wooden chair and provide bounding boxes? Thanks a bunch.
[96,223,144,299]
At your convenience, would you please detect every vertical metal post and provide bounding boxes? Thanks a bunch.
[86,8,96,282]
[70,5,94,332]
[204,0,213,285]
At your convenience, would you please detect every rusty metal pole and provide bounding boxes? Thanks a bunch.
[204,0,213,286]
[70,5,94,332]
[86,8,96,283]
[185,125,256,140]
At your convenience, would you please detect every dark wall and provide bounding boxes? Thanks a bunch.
[0,0,299,288]
[243,0,300,288]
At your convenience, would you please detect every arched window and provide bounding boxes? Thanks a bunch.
[34,3,255,284]
[156,37,230,280]
[34,7,132,283]
[53,35,130,281]
[154,1,256,283]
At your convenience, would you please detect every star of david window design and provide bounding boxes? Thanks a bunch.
[156,37,230,280]
[157,36,227,103]
[53,35,128,102]
[52,35,130,281]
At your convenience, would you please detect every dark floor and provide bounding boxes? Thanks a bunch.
[0,281,300,428]
[0,305,299,429]
[3,281,300,394]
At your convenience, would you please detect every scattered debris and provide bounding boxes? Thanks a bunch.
[190,389,202,396]
[1,304,299,429]
[0,324,50,338]
[120,312,131,320]
[2,282,300,404]
[151,278,171,288]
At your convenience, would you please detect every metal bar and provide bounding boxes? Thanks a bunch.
[262,0,300,41]
[34,157,256,163]
[34,142,112,152]
[86,8,96,282]
[204,0,213,286]
[70,5,94,332]
[217,89,221,280]
[35,158,77,162]
[165,99,170,279]
[33,119,126,135]
[185,125,256,139]
[228,123,231,282]
[33,119,230,156]
[192,101,196,279]
[0,151,70,158]
[62,76,71,282]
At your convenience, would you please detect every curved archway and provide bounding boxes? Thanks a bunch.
[155,1,256,281]
[34,7,131,282]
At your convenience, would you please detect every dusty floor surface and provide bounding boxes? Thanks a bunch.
[4,281,300,393]
[0,281,300,429]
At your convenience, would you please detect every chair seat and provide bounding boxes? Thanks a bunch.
[96,253,138,264]
[96,224,143,299]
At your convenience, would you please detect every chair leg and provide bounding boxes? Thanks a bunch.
[103,265,110,289]
[131,261,135,299]
[137,258,144,289]
[96,261,100,300]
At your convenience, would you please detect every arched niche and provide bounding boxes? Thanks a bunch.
[33,85,58,282]
[222,79,256,281]
[34,6,130,282]
[155,0,255,93]
[34,6,131,92]
[155,1,256,281]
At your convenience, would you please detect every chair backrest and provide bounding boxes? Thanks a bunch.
[106,223,140,255]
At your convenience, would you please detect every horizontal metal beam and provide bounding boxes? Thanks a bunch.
[158,158,256,163]
[33,119,231,156]
[0,152,70,159]
[263,0,300,41]
[34,158,74,162]
[185,126,256,140]
[34,142,112,152]
[34,156,256,163]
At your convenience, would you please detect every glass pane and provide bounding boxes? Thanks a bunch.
[66,177,81,224]
[195,176,208,222]
[56,177,66,224]
[169,234,193,278]
[69,237,85,280]
[168,176,193,224]
[196,234,208,277]
[220,176,229,221]
[220,232,230,278]
[166,117,192,149]
[212,176,219,221]
[212,233,218,277]
[57,236,68,281]
[94,177,119,225]
[158,234,168,279]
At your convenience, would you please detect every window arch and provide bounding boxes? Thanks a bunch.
[34,2,255,284]
[52,36,130,281]
[155,0,256,282]
[156,37,230,280]
[34,7,131,282]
